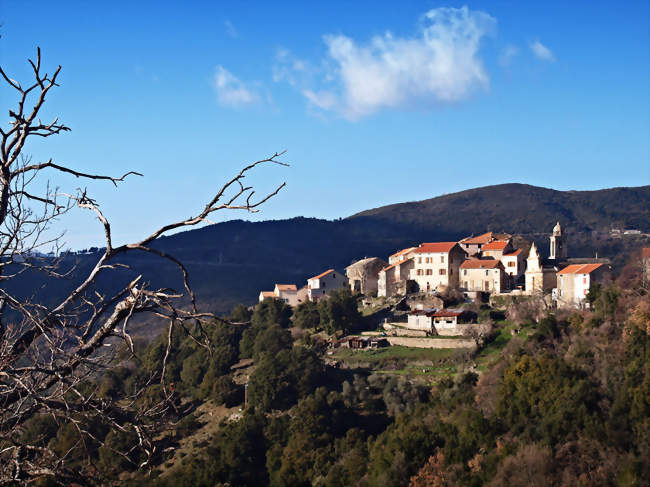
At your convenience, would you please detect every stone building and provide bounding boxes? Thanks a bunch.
[555,263,610,308]
[524,242,557,294]
[378,258,415,297]
[549,222,568,260]
[409,242,467,293]
[345,257,388,295]
[460,259,507,293]
[459,232,512,257]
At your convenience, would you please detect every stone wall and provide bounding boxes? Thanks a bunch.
[386,336,476,349]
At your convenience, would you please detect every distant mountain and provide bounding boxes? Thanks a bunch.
[349,183,650,236]
[8,184,650,317]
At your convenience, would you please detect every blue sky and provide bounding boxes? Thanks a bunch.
[1,1,648,249]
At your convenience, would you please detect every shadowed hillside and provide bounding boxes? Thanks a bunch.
[7,184,650,318]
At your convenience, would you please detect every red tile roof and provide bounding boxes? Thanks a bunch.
[260,291,275,298]
[309,269,335,280]
[408,309,464,318]
[432,310,464,318]
[503,249,523,256]
[460,259,502,270]
[390,247,417,259]
[415,242,458,254]
[460,232,511,245]
[642,247,650,259]
[557,263,604,275]
[275,284,297,292]
[482,240,509,251]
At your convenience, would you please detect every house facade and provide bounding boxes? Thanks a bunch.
[459,232,512,257]
[407,309,474,334]
[345,257,387,295]
[409,242,466,292]
[556,263,609,308]
[274,284,299,306]
[388,247,417,265]
[378,258,415,297]
[258,284,303,306]
[460,259,506,293]
[307,269,348,301]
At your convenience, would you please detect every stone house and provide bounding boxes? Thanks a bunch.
[409,242,466,292]
[346,257,387,295]
[501,249,526,280]
[460,259,506,293]
[274,284,299,306]
[388,247,417,265]
[378,258,415,297]
[555,263,610,308]
[258,284,304,306]
[459,232,512,256]
[407,309,475,334]
[307,269,348,301]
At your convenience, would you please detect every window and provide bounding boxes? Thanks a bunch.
[439,269,446,275]
[322,282,326,288]
[426,269,432,275]
[507,261,515,267]
[463,269,468,276]
[485,270,489,276]
[417,269,423,276]
[440,255,445,263]
[418,257,422,264]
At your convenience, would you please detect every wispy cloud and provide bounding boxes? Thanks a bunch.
[272,49,309,86]
[530,40,554,62]
[224,20,238,38]
[499,45,519,67]
[214,66,259,107]
[279,6,495,120]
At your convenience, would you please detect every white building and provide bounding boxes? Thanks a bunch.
[409,242,466,293]
[388,247,417,265]
[556,263,609,308]
[258,284,304,306]
[307,269,348,301]
[460,259,506,293]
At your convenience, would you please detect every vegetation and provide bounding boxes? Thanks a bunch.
[15,261,648,486]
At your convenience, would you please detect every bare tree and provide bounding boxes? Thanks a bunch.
[0,49,287,484]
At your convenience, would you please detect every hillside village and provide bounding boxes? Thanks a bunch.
[259,222,650,344]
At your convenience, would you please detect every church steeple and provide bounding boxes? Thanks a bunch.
[549,221,567,260]
[527,242,541,272]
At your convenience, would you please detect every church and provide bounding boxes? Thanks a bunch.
[525,222,611,308]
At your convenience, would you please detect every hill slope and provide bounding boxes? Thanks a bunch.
[8,184,650,316]
[349,183,650,235]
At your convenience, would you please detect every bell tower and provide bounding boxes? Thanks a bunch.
[549,222,567,260]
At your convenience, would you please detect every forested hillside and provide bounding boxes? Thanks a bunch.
[10,184,647,317]
[13,260,649,486]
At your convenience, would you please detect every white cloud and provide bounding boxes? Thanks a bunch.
[213,66,259,107]
[530,40,554,62]
[224,20,238,38]
[293,6,495,120]
[499,45,519,67]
